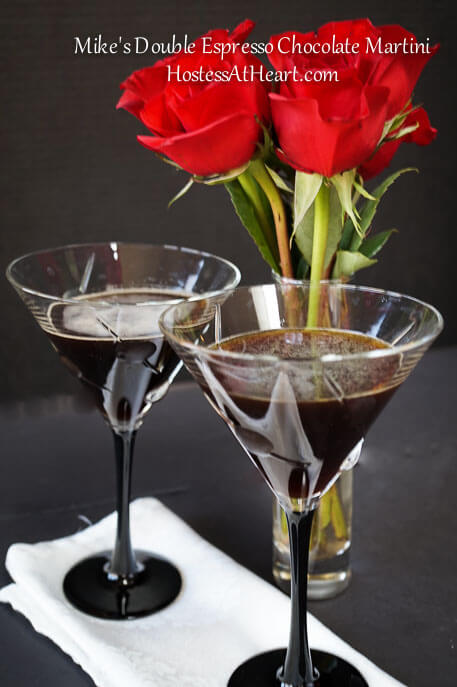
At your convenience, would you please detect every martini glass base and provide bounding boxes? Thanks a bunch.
[227,648,368,687]
[63,550,182,620]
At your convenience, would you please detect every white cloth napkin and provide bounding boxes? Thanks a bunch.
[0,498,404,687]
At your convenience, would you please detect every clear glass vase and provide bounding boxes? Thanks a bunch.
[272,468,353,599]
[270,271,357,599]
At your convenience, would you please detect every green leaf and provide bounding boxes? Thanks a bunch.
[225,180,280,272]
[360,229,397,258]
[293,172,323,243]
[330,170,360,234]
[294,186,343,269]
[168,178,194,208]
[350,167,417,251]
[265,165,293,194]
[339,217,356,251]
[238,170,278,259]
[296,255,310,279]
[332,250,377,279]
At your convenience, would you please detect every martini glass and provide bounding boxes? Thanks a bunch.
[6,242,240,620]
[160,282,443,686]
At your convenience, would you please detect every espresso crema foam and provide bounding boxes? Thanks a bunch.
[210,328,399,400]
[217,328,390,358]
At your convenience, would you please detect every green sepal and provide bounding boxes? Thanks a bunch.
[293,172,323,244]
[359,229,397,258]
[385,122,419,142]
[265,165,293,194]
[380,100,414,140]
[194,162,250,186]
[353,179,376,201]
[225,180,280,272]
[155,153,183,171]
[254,116,275,159]
[330,170,361,234]
[168,177,194,208]
[332,250,377,278]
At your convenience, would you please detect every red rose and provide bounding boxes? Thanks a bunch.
[268,19,438,177]
[359,106,437,179]
[117,20,270,177]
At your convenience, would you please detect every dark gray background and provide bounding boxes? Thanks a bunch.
[1,0,456,403]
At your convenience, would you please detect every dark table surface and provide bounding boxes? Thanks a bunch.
[0,346,456,687]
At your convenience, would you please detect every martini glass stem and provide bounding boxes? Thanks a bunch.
[279,508,317,687]
[108,429,140,580]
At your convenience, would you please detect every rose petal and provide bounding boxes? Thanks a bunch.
[287,74,369,121]
[119,65,170,103]
[401,106,437,145]
[117,64,177,130]
[268,31,316,72]
[116,90,144,118]
[231,19,256,43]
[317,18,379,47]
[137,111,261,176]
[358,139,402,180]
[140,92,184,137]
[369,25,439,117]
[166,80,269,132]
[270,86,389,177]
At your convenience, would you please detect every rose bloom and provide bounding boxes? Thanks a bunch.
[117,20,270,176]
[268,19,438,178]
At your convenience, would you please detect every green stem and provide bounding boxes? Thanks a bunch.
[238,171,278,262]
[331,483,348,539]
[307,185,348,552]
[250,158,294,278]
[307,183,330,327]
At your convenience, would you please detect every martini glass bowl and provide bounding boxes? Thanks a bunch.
[160,282,443,686]
[6,242,240,620]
